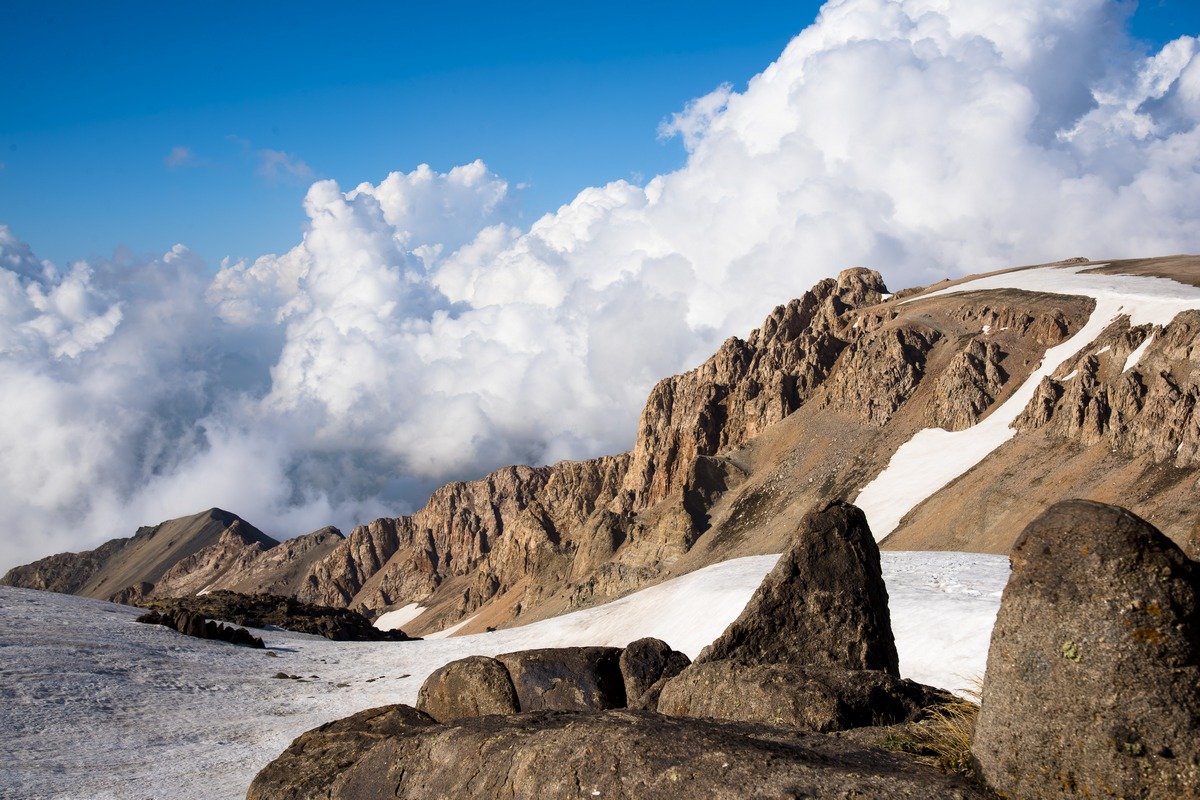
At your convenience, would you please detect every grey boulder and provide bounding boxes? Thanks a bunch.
[973,500,1200,799]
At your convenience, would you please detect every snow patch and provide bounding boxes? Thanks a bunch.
[373,603,424,632]
[1123,333,1155,373]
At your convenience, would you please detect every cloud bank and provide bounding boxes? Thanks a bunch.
[3,0,1199,568]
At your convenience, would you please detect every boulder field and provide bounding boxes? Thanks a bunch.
[248,499,1200,799]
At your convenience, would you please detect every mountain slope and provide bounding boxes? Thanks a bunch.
[3,508,275,602]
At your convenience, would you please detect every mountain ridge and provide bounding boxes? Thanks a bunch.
[6,256,1200,636]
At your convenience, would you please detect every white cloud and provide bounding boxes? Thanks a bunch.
[256,148,314,183]
[3,0,1200,569]
[164,146,197,169]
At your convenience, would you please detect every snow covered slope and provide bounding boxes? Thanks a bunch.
[0,551,1006,800]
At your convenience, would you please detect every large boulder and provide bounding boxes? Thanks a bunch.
[618,637,690,710]
[494,646,626,712]
[415,655,519,722]
[250,709,992,799]
[247,704,435,800]
[973,500,1200,798]
[657,661,947,732]
[696,501,899,675]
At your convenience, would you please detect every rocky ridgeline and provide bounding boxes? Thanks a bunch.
[139,591,417,642]
[247,499,1200,799]
[9,261,1200,634]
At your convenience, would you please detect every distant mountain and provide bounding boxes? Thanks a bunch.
[2,508,276,602]
[7,255,1200,635]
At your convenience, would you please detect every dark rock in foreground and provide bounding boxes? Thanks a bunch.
[416,656,519,722]
[248,705,435,800]
[657,661,950,732]
[618,637,690,710]
[141,590,417,641]
[495,646,626,712]
[247,708,990,800]
[695,501,900,675]
[973,500,1200,798]
[136,609,265,649]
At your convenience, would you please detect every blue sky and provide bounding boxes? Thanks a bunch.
[2,1,823,267]
[4,1,1195,270]
[2,0,1200,564]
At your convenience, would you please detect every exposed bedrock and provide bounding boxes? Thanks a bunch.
[247,708,991,800]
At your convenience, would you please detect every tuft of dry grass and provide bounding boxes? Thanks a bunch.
[909,698,980,776]
[880,680,983,780]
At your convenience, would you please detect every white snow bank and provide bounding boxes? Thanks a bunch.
[855,265,1200,539]
[373,602,424,631]
[1123,333,1155,373]
[0,551,1007,799]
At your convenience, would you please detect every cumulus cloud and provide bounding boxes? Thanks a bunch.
[3,0,1200,569]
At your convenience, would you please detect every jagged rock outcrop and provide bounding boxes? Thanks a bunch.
[248,709,991,800]
[820,325,941,426]
[973,500,1200,798]
[694,502,899,674]
[619,268,888,513]
[931,338,1009,430]
[1017,312,1200,467]
[151,528,274,597]
[300,517,404,608]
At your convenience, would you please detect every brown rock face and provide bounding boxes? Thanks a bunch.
[931,338,1009,430]
[820,325,941,426]
[973,500,1200,799]
[1016,311,1200,467]
[695,502,900,675]
[619,267,888,513]
[246,704,435,800]
[494,647,626,712]
[657,661,946,732]
[250,710,991,800]
[415,656,519,722]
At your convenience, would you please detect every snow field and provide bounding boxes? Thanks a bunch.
[0,551,1007,800]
